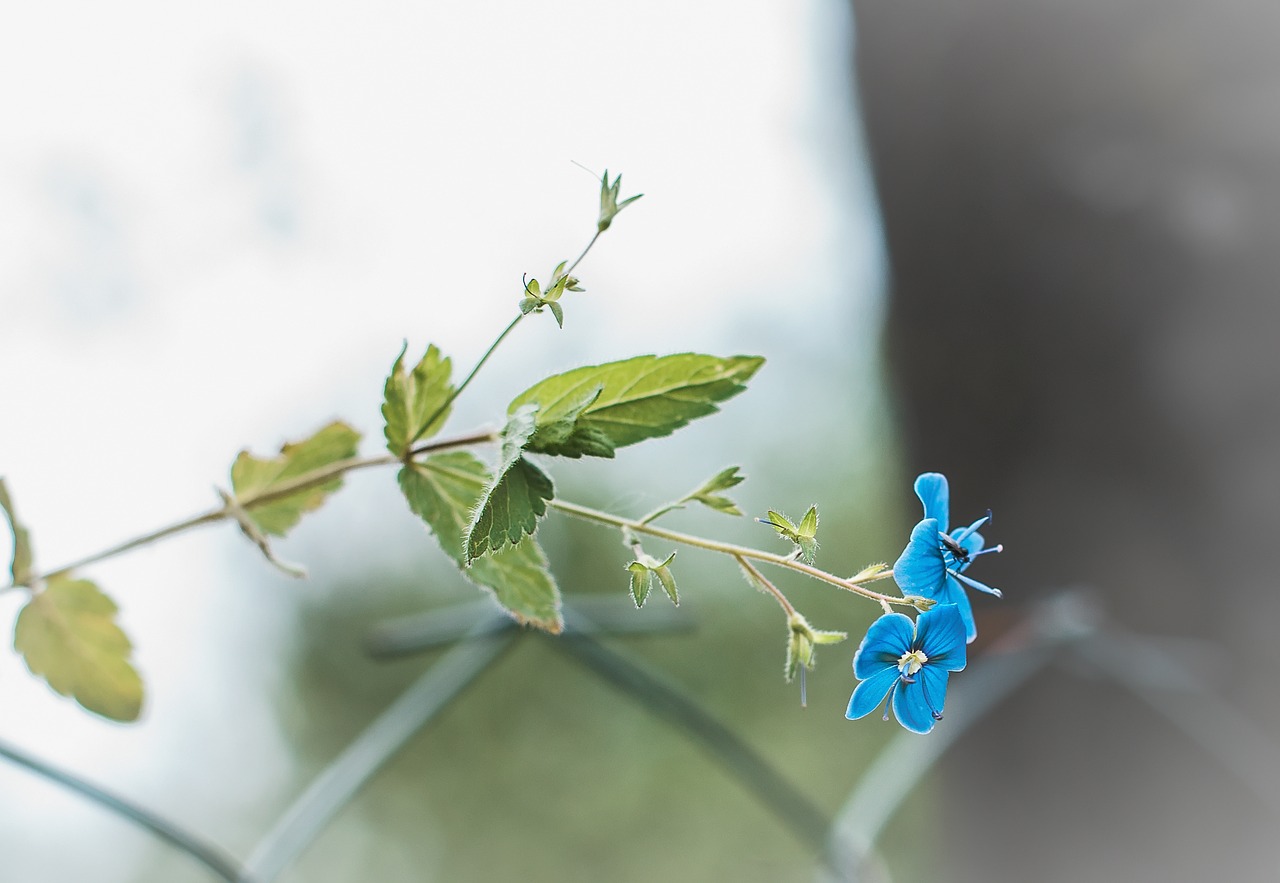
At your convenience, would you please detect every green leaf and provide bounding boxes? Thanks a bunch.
[381,343,454,457]
[398,451,561,631]
[0,478,34,585]
[685,466,746,516]
[526,386,615,459]
[230,421,362,537]
[465,406,555,561]
[14,575,143,721]
[547,301,564,328]
[627,562,651,607]
[511,353,764,456]
[654,563,678,605]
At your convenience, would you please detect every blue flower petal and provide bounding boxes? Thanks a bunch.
[941,575,978,643]
[914,605,968,671]
[846,667,900,720]
[913,473,950,533]
[852,612,914,679]
[917,664,951,721]
[893,670,948,734]
[892,519,947,597]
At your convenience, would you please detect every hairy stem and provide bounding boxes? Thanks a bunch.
[1,429,497,593]
[548,499,909,608]
[736,556,797,616]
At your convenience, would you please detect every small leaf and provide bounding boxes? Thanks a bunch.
[14,575,143,721]
[685,466,746,516]
[512,353,764,456]
[547,301,564,328]
[230,422,362,537]
[382,343,455,457]
[761,505,819,565]
[654,563,678,606]
[399,451,562,631]
[0,478,34,585]
[627,562,652,607]
[799,505,819,537]
[465,406,555,561]
[849,562,889,582]
[598,169,643,232]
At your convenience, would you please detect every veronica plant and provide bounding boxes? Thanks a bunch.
[0,170,1005,735]
[892,472,1003,643]
[845,603,968,734]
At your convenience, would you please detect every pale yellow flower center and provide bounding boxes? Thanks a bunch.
[897,650,928,677]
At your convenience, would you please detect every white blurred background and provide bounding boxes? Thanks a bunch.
[0,2,888,880]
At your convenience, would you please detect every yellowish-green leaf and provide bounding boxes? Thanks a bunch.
[0,478,34,585]
[511,353,764,455]
[381,343,454,457]
[14,575,143,721]
[398,452,562,632]
[230,421,362,537]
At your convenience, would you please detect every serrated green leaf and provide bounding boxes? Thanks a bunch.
[381,343,455,457]
[0,478,34,585]
[526,386,616,459]
[230,421,362,537]
[511,353,763,456]
[399,452,562,631]
[466,457,553,561]
[464,406,555,561]
[14,575,143,721]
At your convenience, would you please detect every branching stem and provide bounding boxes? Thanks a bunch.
[548,499,909,608]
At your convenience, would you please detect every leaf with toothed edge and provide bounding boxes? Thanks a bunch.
[399,451,561,632]
[464,406,556,562]
[230,422,362,537]
[381,343,455,457]
[511,353,764,458]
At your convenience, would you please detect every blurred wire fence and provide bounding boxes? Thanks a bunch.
[4,590,1276,882]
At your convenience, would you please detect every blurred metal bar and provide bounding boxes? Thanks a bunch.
[240,610,515,883]
[550,607,835,867]
[0,734,244,882]
[365,596,694,659]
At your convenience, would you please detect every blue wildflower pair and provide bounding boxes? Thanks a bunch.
[846,473,1003,734]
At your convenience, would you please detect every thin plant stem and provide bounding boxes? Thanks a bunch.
[0,430,496,594]
[414,315,524,445]
[563,230,600,278]
[736,556,796,617]
[548,498,910,608]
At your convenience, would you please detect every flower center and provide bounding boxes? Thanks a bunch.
[898,650,928,678]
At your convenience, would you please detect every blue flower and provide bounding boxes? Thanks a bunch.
[893,472,1002,643]
[845,604,967,734]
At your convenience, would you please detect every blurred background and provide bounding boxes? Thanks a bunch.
[0,2,903,881]
[3,0,1279,881]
